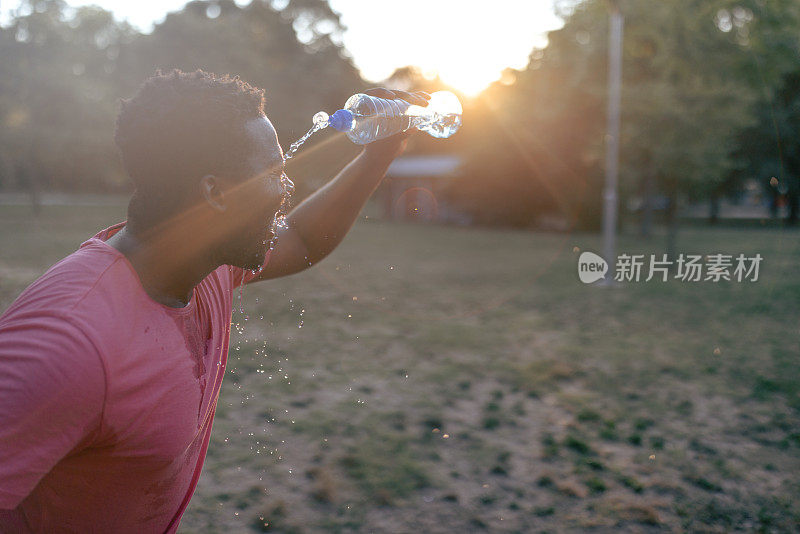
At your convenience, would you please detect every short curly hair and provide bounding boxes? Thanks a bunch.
[115,69,266,233]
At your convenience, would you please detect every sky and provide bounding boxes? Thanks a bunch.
[1,0,564,96]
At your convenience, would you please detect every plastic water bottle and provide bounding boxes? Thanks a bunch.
[320,91,463,145]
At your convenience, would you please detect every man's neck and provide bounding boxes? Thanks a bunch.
[106,226,216,308]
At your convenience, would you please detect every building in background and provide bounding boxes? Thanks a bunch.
[381,155,469,224]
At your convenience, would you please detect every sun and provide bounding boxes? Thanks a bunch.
[437,65,505,98]
[413,43,518,98]
[328,0,562,100]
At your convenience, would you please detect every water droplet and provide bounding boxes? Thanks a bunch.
[313,111,329,127]
[285,120,327,161]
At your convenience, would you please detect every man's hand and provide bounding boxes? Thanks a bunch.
[361,88,431,163]
[245,88,431,283]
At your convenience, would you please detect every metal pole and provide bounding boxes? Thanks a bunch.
[601,3,623,284]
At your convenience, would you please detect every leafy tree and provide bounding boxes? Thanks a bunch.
[730,68,800,225]
[0,0,365,206]
[445,0,799,241]
[117,0,361,148]
[0,0,135,196]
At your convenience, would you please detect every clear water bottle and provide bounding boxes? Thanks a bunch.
[321,91,463,145]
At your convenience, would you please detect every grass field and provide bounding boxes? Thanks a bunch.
[1,204,799,532]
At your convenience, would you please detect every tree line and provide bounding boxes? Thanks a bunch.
[1,0,799,230]
[0,0,362,198]
[437,0,800,230]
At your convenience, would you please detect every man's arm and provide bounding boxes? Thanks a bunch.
[0,316,105,510]
[248,89,429,282]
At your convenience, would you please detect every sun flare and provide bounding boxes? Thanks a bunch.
[328,0,563,98]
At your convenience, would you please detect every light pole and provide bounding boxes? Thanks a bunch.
[601,0,623,285]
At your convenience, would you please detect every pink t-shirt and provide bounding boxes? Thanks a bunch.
[0,221,269,533]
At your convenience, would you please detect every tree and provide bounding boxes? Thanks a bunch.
[444,0,800,241]
[0,0,366,201]
[117,0,361,143]
[730,68,800,225]
[0,0,136,198]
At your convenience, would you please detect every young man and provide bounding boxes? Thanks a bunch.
[0,69,429,533]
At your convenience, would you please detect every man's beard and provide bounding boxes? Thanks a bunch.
[241,237,269,271]
[238,224,274,271]
[212,214,275,272]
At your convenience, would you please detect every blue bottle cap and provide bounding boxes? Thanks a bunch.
[328,109,353,132]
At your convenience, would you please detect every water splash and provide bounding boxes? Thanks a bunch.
[284,111,329,161]
[267,172,296,236]
[256,111,329,268]
[233,112,328,436]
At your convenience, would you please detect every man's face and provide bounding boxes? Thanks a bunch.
[221,115,286,270]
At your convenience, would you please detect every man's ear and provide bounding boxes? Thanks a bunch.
[200,174,227,212]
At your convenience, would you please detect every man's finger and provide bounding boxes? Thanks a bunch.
[362,88,430,106]
[412,92,431,106]
[363,87,395,99]
[389,90,428,107]
[399,90,429,106]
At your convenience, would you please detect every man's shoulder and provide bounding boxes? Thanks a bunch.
[0,239,126,325]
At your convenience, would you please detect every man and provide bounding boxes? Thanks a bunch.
[0,69,430,532]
